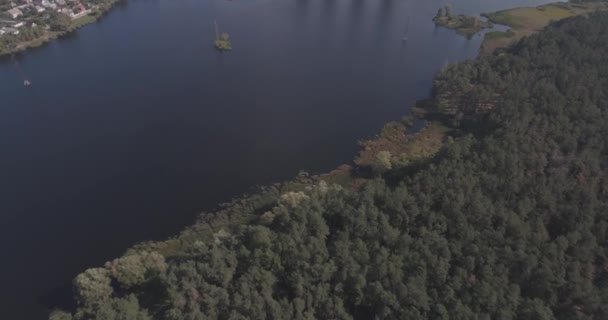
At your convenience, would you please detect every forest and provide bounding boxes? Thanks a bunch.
[51,11,608,320]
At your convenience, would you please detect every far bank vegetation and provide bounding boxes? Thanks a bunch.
[433,5,493,38]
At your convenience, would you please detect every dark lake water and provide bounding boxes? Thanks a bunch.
[0,0,559,318]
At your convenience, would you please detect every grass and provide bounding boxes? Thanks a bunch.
[3,14,98,56]
[481,30,517,53]
[484,30,516,40]
[13,32,56,50]
[71,14,98,29]
[481,2,606,53]
[486,4,577,30]
[355,121,449,169]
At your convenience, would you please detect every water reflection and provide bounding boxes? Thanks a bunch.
[319,0,338,48]
[344,0,365,49]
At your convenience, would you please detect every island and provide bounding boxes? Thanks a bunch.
[213,20,231,51]
[433,5,493,38]
[214,32,232,51]
[0,0,121,57]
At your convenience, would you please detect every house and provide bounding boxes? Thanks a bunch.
[0,29,5,35]
[6,7,23,19]
[13,21,24,28]
[3,27,20,35]
[34,5,45,12]
[35,0,51,6]
[69,7,90,19]
[56,0,66,5]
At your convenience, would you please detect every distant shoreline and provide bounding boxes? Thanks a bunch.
[431,1,607,54]
[480,1,607,53]
[0,0,122,57]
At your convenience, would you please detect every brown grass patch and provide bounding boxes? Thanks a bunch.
[482,2,606,53]
[355,122,448,169]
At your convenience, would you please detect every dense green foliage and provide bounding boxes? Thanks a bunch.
[55,13,608,319]
[0,26,46,54]
[49,12,72,32]
[0,0,120,56]
[433,5,493,38]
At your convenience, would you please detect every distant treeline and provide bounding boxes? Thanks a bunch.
[52,11,608,320]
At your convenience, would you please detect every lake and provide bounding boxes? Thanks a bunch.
[0,0,559,318]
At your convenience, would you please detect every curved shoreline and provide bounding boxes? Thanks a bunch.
[104,1,608,275]
[58,0,605,296]
[429,1,607,54]
[0,0,122,57]
[52,10,608,318]
[480,1,607,53]
[43,1,608,318]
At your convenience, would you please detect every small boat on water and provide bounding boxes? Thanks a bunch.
[24,80,31,87]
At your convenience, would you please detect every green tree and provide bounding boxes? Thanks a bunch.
[54,11,608,320]
[105,251,167,288]
[49,310,72,320]
[49,12,71,32]
[372,150,393,173]
[73,268,113,305]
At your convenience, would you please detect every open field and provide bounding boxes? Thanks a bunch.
[481,2,606,53]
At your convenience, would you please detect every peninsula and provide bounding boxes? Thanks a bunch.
[0,0,120,56]
[481,1,608,53]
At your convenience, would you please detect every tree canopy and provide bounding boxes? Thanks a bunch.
[54,12,608,320]
[49,12,72,32]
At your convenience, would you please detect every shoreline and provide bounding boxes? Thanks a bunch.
[0,0,122,57]
[430,1,607,54]
[480,1,607,53]
[47,2,608,318]
[56,0,593,281]
[109,0,608,265]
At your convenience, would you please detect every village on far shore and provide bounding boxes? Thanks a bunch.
[1,0,94,36]
[0,0,120,55]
